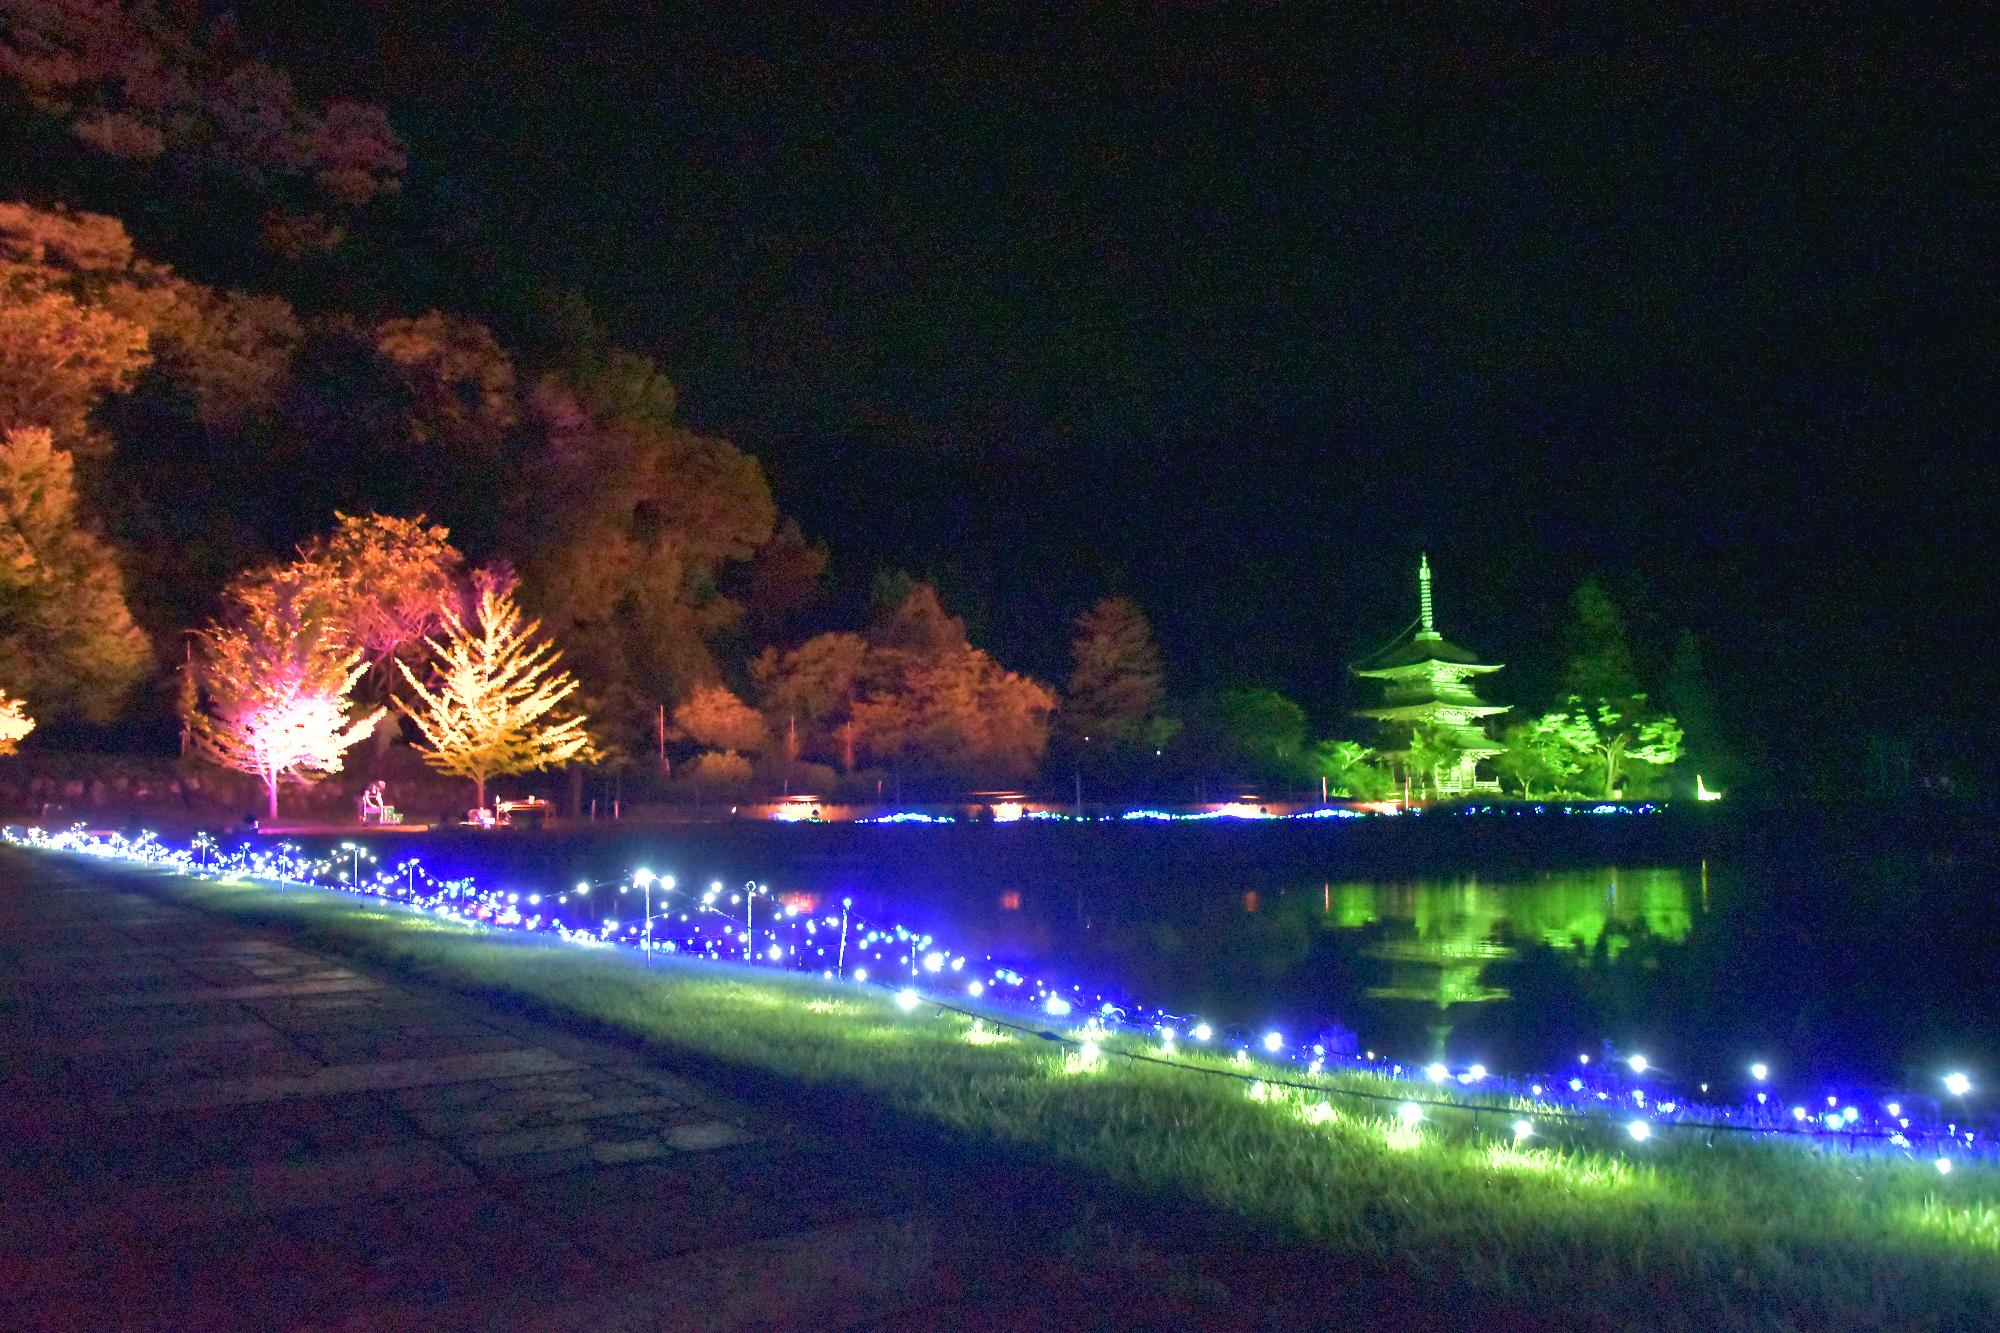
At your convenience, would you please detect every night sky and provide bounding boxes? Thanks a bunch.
[234,5,1993,780]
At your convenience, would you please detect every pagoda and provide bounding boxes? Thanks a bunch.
[1353,555,1508,798]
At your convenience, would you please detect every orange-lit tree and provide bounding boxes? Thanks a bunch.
[395,579,591,808]
[0,689,34,755]
[0,425,151,722]
[182,570,384,821]
[290,512,466,694]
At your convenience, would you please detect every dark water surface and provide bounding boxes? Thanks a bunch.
[287,810,1998,1096]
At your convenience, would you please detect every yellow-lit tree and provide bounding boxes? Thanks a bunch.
[396,579,591,807]
[183,570,384,820]
[0,688,35,754]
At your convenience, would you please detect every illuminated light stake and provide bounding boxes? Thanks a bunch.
[1944,1072,1972,1097]
[1628,1120,1652,1142]
[1398,1102,1424,1127]
[1750,1062,1769,1081]
[1045,995,1072,1018]
[1513,1119,1535,1142]
[1936,1157,1954,1176]
[967,980,984,997]
[895,988,920,1012]
[1467,1064,1488,1082]
[1192,1023,1213,1043]
[1425,1062,1449,1084]
[923,951,945,973]
[1262,1031,1284,1053]
[1627,1054,1648,1074]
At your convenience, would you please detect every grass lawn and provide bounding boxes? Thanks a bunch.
[101,861,2000,1327]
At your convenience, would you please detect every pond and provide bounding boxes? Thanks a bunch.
[286,811,1997,1098]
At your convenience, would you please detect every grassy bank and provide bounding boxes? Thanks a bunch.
[101,860,2000,1327]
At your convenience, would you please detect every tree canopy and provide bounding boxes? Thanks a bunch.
[396,578,592,807]
[0,425,150,723]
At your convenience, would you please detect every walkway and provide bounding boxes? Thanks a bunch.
[0,852,942,1330]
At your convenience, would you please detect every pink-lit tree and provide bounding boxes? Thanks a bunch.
[182,569,383,821]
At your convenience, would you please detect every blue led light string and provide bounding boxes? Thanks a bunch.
[5,823,1983,1169]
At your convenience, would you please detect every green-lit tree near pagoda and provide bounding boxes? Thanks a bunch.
[396,579,593,808]
[1310,739,1394,799]
[1496,715,1590,799]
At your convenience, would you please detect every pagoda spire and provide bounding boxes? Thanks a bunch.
[1418,553,1438,639]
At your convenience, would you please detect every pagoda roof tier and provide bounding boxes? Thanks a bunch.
[1357,701,1511,722]
[1354,635,1503,677]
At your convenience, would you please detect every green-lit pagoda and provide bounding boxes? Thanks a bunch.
[1353,554,1508,798]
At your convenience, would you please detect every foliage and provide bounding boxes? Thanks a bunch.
[1186,687,1309,783]
[512,368,776,756]
[0,425,151,722]
[751,631,870,770]
[687,748,753,788]
[752,582,1056,783]
[1662,630,1734,785]
[1309,739,1394,800]
[1064,596,1176,756]
[1495,716,1590,799]
[181,567,383,819]
[395,578,592,806]
[1405,722,1468,799]
[736,517,828,648]
[286,512,465,691]
[373,313,519,456]
[0,687,33,754]
[1562,579,1642,703]
[0,202,153,451]
[673,683,767,755]
[0,1,405,252]
[1531,695,1686,799]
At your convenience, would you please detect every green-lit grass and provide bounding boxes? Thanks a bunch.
[139,868,2000,1326]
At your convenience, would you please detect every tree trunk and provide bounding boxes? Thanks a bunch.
[266,770,279,822]
[474,774,486,809]
[1602,737,1628,798]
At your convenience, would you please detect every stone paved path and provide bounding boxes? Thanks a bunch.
[0,852,943,1330]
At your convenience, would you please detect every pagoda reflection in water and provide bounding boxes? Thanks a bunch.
[1321,868,1697,1054]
